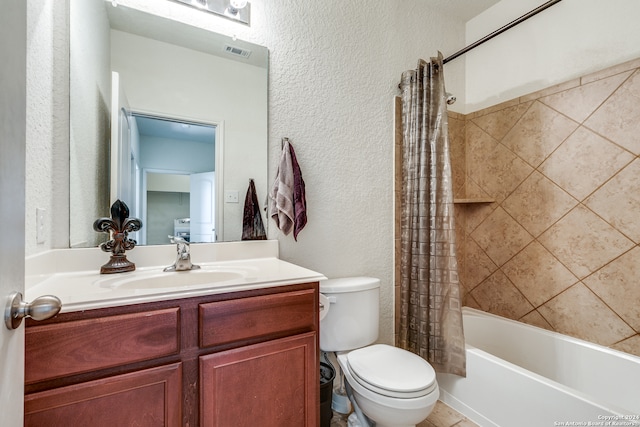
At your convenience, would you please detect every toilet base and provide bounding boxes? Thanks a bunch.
[344,376,437,427]
[337,352,438,427]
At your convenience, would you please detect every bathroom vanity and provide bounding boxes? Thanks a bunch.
[22,242,324,427]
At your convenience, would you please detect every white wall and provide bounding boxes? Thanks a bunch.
[254,1,466,344]
[465,0,640,112]
[147,174,190,193]
[139,135,214,173]
[25,0,69,254]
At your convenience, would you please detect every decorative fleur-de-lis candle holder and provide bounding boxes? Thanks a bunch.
[93,200,142,274]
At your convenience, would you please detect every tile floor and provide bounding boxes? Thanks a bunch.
[418,401,479,427]
[330,400,479,427]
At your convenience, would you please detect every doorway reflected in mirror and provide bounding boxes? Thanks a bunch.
[126,114,217,245]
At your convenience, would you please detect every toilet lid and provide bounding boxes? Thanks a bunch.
[346,344,436,398]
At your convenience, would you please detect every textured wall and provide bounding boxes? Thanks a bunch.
[458,58,640,357]
[25,0,69,254]
[259,1,464,344]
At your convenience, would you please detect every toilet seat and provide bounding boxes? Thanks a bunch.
[346,344,437,399]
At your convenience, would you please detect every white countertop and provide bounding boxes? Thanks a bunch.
[25,241,326,313]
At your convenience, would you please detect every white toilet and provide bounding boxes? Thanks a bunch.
[320,277,439,427]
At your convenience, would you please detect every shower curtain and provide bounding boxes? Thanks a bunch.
[398,53,466,377]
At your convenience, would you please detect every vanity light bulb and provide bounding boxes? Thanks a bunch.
[230,0,248,9]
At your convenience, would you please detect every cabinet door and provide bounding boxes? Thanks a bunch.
[200,332,318,427]
[25,363,182,427]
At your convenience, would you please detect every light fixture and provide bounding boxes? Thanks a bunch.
[230,0,247,9]
[226,0,247,16]
[170,0,251,25]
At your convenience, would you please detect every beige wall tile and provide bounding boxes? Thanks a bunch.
[460,198,494,234]
[466,98,519,120]
[585,69,640,155]
[539,127,634,201]
[502,241,578,307]
[519,78,580,103]
[466,123,533,203]
[502,171,577,237]
[611,335,640,358]
[463,238,497,290]
[459,177,495,235]
[470,101,532,141]
[470,270,533,319]
[448,111,465,120]
[538,283,635,346]
[463,293,481,310]
[581,57,640,84]
[520,310,553,330]
[583,247,640,331]
[449,115,466,197]
[538,205,634,279]
[539,72,631,123]
[470,207,533,266]
[501,101,578,167]
[585,159,640,243]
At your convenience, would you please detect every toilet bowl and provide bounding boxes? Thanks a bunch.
[319,277,439,427]
[337,345,438,427]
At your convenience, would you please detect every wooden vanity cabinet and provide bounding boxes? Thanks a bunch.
[24,282,319,427]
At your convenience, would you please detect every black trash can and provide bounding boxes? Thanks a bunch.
[320,361,336,427]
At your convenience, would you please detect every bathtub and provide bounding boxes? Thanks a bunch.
[436,308,640,427]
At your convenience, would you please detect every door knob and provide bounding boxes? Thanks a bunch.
[4,292,62,330]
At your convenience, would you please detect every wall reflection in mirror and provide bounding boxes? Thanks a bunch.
[69,0,268,248]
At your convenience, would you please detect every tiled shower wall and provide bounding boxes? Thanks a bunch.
[395,57,640,358]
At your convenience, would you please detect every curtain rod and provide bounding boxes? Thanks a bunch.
[443,0,563,64]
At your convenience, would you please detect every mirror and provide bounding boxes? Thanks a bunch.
[69,0,268,248]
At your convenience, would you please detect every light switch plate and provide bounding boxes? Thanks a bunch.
[225,190,239,203]
[36,208,46,244]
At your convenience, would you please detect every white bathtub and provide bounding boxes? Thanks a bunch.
[437,308,640,427]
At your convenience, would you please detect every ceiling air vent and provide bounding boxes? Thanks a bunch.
[224,44,252,59]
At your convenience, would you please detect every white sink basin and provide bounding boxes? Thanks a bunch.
[98,268,249,290]
[107,270,246,290]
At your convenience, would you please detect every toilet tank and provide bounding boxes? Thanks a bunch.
[319,277,380,352]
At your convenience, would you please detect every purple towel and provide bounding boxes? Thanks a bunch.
[242,179,267,240]
[288,143,307,241]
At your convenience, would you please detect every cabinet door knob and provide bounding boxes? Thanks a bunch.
[4,292,62,330]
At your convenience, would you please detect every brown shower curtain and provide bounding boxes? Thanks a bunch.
[398,53,466,377]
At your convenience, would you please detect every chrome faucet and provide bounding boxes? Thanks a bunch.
[164,235,201,272]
